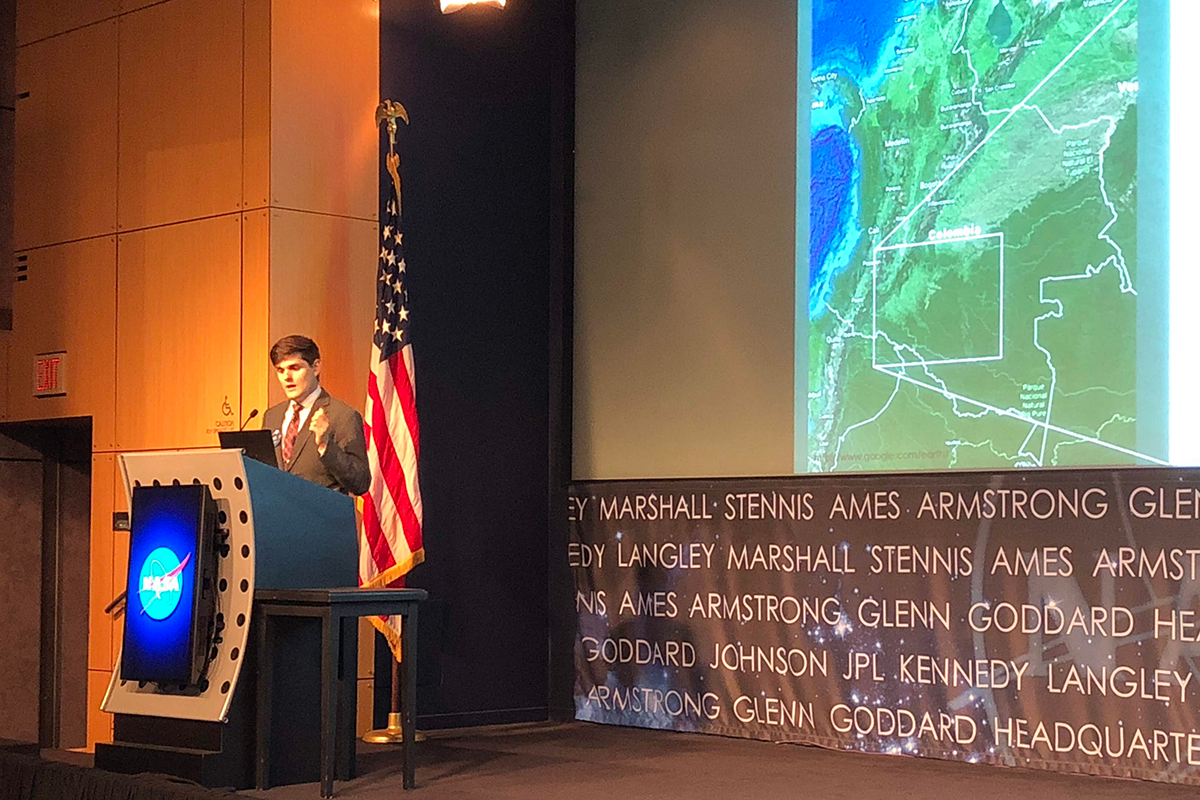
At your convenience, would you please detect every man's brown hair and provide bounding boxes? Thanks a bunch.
[269,335,321,367]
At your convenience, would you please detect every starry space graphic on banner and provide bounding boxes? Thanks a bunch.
[569,470,1200,787]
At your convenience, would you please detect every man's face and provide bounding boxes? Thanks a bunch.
[274,356,321,402]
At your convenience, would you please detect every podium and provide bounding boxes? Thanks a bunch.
[94,449,359,789]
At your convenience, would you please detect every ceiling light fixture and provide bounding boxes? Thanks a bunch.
[441,0,505,13]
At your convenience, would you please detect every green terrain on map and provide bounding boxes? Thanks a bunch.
[809,0,1145,472]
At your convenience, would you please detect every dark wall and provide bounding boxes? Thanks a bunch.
[380,0,569,728]
[0,421,91,748]
[52,452,90,749]
[0,431,42,743]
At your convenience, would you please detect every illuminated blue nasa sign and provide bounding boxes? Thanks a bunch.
[137,546,192,620]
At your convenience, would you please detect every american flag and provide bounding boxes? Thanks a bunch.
[360,156,425,656]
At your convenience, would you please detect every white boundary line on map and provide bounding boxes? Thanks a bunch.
[877,0,1133,248]
[829,0,1153,466]
[872,364,1169,464]
[872,232,1004,368]
[857,0,1155,464]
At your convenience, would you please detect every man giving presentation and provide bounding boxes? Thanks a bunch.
[263,335,371,496]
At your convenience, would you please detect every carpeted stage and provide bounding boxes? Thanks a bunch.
[234,721,1193,800]
[19,722,1200,799]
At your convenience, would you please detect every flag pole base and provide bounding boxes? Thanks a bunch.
[362,712,427,744]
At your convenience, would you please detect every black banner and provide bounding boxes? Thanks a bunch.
[570,470,1200,784]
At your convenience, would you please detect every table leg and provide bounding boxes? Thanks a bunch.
[336,615,358,781]
[321,609,338,798]
[255,611,272,790]
[401,605,418,790]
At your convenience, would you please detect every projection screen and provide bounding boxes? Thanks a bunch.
[574,0,1188,480]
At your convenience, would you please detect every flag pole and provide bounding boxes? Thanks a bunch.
[362,658,424,744]
[362,99,425,747]
[375,99,409,155]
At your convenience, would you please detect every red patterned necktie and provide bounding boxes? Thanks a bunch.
[282,401,302,465]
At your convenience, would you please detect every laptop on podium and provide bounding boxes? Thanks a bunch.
[219,430,281,470]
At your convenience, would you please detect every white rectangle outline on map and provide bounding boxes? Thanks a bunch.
[871,231,1004,369]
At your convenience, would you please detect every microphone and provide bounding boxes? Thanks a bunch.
[239,408,260,430]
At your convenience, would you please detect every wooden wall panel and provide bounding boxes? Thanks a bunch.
[242,210,270,418]
[110,436,129,667]
[357,618,374,679]
[88,454,116,672]
[117,0,164,12]
[270,0,378,221]
[16,0,116,47]
[14,19,117,250]
[357,678,373,736]
[0,0,12,104]
[0,331,9,420]
[117,0,243,232]
[86,668,112,750]
[356,623,373,729]
[244,0,271,212]
[111,523,129,664]
[0,106,13,323]
[8,237,117,449]
[115,215,243,450]
[268,209,377,410]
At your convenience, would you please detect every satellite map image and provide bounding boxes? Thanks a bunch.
[806,0,1151,472]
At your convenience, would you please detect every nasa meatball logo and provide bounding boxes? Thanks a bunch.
[137,547,191,620]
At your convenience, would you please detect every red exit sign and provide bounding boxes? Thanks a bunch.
[33,351,67,397]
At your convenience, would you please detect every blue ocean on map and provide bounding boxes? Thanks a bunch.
[810,126,857,314]
[812,0,910,79]
[809,0,918,317]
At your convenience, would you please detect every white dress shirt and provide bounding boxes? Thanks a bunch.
[281,385,322,443]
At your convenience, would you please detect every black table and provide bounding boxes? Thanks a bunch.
[254,587,427,795]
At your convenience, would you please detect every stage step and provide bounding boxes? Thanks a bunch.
[95,740,235,788]
[0,739,39,758]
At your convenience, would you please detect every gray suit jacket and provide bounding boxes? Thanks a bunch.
[263,389,371,496]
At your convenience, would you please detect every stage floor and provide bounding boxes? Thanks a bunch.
[240,721,1200,799]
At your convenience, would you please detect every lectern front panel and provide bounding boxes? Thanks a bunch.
[121,484,217,686]
[103,449,255,722]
